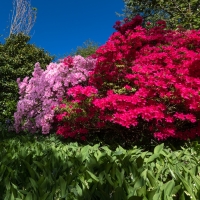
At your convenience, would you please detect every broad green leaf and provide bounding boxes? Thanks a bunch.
[141,151,150,158]
[25,192,32,200]
[136,185,146,196]
[171,185,181,196]
[37,176,45,187]
[80,145,90,162]
[147,189,157,199]
[104,172,115,186]
[98,171,105,184]
[134,177,145,189]
[169,167,176,180]
[162,180,175,197]
[104,162,112,174]
[154,143,164,154]
[59,176,67,198]
[147,171,157,187]
[179,190,186,200]
[33,161,44,172]
[126,182,136,197]
[147,154,159,163]
[153,192,162,200]
[10,193,15,200]
[86,170,99,182]
[76,184,82,196]
[40,193,49,200]
[11,183,18,190]
[101,146,112,156]
[29,177,38,192]
[116,168,124,187]
[92,143,100,151]
[94,151,106,162]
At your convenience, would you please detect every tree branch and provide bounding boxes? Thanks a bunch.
[9,0,37,36]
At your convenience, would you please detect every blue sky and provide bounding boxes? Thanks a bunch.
[0,0,124,59]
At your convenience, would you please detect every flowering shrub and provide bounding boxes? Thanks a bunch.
[56,17,200,141]
[54,85,99,140]
[14,55,96,134]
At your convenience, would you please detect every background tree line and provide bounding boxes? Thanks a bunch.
[119,0,200,29]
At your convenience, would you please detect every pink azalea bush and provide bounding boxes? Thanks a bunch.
[14,55,96,134]
[55,16,200,141]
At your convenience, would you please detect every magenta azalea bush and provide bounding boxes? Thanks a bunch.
[54,85,99,140]
[54,17,200,141]
[14,55,96,134]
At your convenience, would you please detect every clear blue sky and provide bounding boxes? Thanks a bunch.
[0,0,124,59]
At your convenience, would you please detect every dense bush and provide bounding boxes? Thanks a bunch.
[0,33,53,122]
[54,85,99,140]
[14,55,96,134]
[55,17,200,142]
[1,137,200,199]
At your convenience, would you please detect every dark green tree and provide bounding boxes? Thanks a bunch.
[70,39,98,58]
[120,0,200,29]
[0,33,54,122]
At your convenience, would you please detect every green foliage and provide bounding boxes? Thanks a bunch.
[1,136,200,199]
[0,33,54,123]
[120,0,200,29]
[70,39,99,58]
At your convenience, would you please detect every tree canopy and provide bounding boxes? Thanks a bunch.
[70,40,98,58]
[120,0,200,29]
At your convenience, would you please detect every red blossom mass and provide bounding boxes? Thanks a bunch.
[54,16,200,141]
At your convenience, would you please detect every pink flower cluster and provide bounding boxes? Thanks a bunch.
[56,16,200,141]
[14,55,96,134]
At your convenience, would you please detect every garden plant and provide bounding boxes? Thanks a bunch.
[1,15,200,199]
[54,16,200,143]
[0,33,53,123]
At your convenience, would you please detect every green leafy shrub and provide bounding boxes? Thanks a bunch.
[1,137,200,199]
[0,33,53,123]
